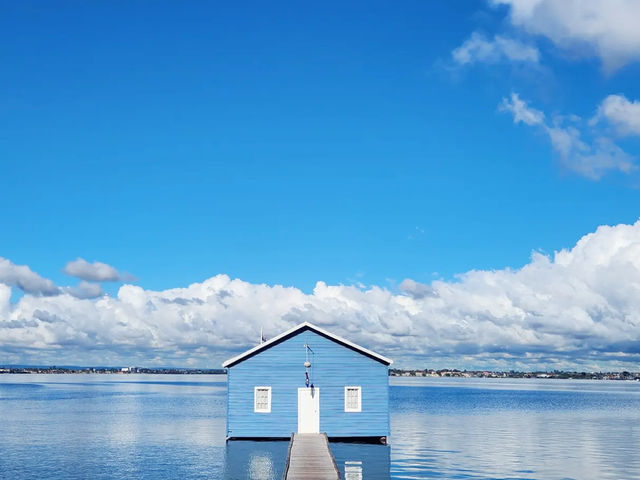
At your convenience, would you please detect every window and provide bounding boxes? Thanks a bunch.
[254,386,271,413]
[344,386,361,412]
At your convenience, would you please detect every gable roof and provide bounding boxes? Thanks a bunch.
[222,321,393,368]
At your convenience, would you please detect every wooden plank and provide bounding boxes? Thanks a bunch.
[283,433,340,480]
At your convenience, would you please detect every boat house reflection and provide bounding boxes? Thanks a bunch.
[224,440,390,479]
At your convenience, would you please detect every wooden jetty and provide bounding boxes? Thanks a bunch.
[283,433,340,480]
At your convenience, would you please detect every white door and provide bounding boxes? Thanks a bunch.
[297,387,320,433]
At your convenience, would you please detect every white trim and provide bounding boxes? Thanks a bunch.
[254,386,271,413]
[222,322,393,367]
[344,386,362,412]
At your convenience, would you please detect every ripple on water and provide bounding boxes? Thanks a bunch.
[1,376,639,479]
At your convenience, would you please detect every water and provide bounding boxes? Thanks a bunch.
[390,378,640,479]
[1,375,639,479]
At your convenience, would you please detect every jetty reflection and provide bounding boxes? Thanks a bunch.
[224,440,390,480]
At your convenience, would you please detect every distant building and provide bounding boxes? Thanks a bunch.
[223,322,393,443]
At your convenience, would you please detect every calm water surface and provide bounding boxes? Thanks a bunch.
[1,374,639,479]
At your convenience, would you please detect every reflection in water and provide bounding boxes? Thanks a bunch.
[331,442,390,480]
[224,441,288,480]
[2,376,640,479]
[249,454,273,479]
[224,440,390,479]
[345,460,363,480]
[390,378,640,479]
[0,374,228,479]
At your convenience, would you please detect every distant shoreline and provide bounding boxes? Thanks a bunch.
[0,367,225,375]
[1,366,639,380]
[390,368,640,381]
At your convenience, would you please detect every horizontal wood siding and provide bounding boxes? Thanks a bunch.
[227,329,389,438]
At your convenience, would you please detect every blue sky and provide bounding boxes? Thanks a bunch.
[2,1,640,369]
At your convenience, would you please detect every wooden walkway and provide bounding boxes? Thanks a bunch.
[283,433,340,480]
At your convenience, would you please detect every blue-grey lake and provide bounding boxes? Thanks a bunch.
[1,374,639,479]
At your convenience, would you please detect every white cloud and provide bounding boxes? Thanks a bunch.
[500,93,635,179]
[493,0,640,72]
[0,284,10,316]
[64,258,133,282]
[3,221,640,369]
[452,32,540,65]
[593,94,640,136]
[499,92,545,126]
[551,133,633,180]
[65,281,104,299]
[398,278,435,299]
[0,257,60,296]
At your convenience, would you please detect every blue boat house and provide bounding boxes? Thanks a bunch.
[222,322,393,443]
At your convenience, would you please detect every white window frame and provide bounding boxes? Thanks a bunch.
[254,386,272,413]
[344,386,362,412]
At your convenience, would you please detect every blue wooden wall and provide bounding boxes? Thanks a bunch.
[227,328,389,439]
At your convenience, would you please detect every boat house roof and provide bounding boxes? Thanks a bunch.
[222,321,393,368]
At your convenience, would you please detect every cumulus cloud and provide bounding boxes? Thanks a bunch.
[500,93,635,179]
[452,32,540,65]
[65,281,104,299]
[0,257,60,296]
[493,0,640,72]
[399,278,436,299]
[64,258,133,282]
[3,221,640,369]
[593,94,640,136]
